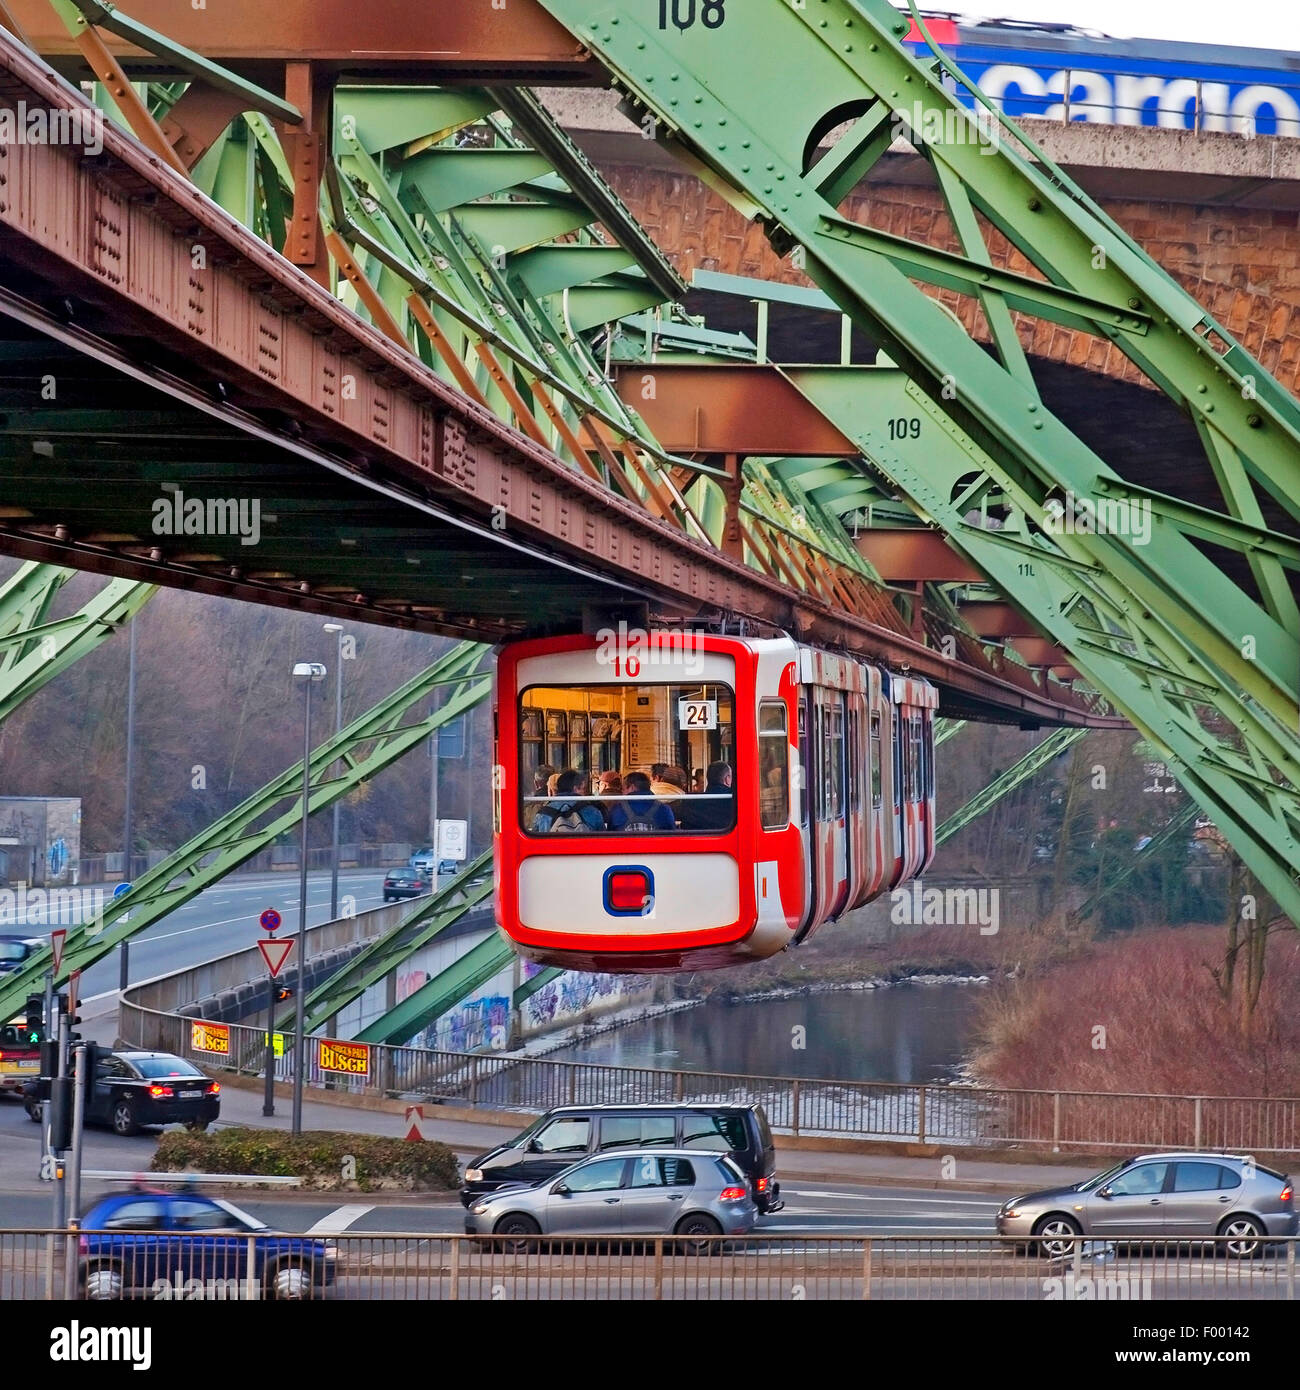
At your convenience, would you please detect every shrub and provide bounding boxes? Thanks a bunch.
[151,1127,460,1192]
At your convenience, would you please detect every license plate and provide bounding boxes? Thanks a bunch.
[0,1060,37,1073]
[179,1089,203,1099]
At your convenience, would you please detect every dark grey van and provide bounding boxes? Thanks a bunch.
[461,1103,782,1213]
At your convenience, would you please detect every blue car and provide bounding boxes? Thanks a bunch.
[79,1186,337,1300]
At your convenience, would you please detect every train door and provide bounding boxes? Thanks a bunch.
[859,665,890,905]
[889,686,909,889]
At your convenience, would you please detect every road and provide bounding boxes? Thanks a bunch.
[65,868,393,1000]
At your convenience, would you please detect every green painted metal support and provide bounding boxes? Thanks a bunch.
[1073,802,1200,922]
[0,642,491,1024]
[355,933,516,1047]
[514,966,561,1008]
[284,851,495,1035]
[69,0,302,123]
[934,718,965,747]
[937,727,1087,847]
[0,569,155,723]
[534,0,1300,921]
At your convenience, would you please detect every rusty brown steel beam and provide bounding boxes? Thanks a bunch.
[0,33,1117,730]
[1010,636,1074,668]
[12,0,597,79]
[856,529,985,584]
[616,364,857,458]
[957,599,1042,640]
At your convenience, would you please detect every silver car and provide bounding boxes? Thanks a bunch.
[464,1148,757,1249]
[996,1152,1297,1258]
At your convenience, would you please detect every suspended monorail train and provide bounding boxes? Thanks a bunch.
[494,632,937,974]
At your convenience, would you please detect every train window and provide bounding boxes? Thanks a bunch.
[758,702,789,830]
[519,683,736,835]
[797,700,810,827]
[545,709,568,768]
[869,713,882,809]
[829,704,844,818]
[569,711,590,772]
[520,709,544,782]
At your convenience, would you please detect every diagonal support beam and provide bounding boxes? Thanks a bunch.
[0,641,491,1024]
[937,727,1087,847]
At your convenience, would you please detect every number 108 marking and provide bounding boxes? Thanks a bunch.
[659,0,727,31]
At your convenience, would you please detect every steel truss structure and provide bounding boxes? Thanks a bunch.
[0,641,490,1023]
[532,0,1300,923]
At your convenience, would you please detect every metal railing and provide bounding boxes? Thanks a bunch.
[119,1000,1300,1156]
[5,1230,1297,1301]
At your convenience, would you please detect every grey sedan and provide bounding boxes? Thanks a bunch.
[464,1148,758,1249]
[996,1153,1296,1258]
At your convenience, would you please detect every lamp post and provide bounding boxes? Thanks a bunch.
[322,624,345,920]
[291,661,326,1136]
[118,616,137,993]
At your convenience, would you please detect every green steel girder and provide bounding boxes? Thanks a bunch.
[536,1,1300,916]
[65,0,301,123]
[934,718,966,747]
[0,566,155,722]
[0,561,71,676]
[284,851,495,1035]
[355,933,516,1047]
[1073,801,1201,923]
[0,642,492,1025]
[937,727,1088,847]
[515,966,562,1007]
[787,367,1300,919]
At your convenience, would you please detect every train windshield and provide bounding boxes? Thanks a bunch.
[519,682,736,835]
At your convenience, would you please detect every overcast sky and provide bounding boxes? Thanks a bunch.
[921,1,1300,50]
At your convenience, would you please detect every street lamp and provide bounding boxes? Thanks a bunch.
[118,616,138,993]
[323,624,345,920]
[291,660,326,1136]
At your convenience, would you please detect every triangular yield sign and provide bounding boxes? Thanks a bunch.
[50,927,66,975]
[257,936,295,978]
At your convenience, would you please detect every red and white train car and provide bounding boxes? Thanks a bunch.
[494,632,937,974]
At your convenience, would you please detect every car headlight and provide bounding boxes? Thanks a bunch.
[471,1203,490,1216]
[464,1168,484,1183]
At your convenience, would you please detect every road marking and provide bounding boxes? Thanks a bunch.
[783,1189,1000,1207]
[306,1204,374,1234]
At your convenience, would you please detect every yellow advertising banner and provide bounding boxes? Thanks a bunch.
[190,1021,230,1055]
[318,1038,370,1076]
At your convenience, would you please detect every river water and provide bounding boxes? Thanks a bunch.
[541,981,983,1084]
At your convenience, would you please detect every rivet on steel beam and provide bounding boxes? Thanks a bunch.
[1247,414,1263,428]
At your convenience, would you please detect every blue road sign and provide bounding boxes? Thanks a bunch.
[112,881,132,899]
[260,907,282,933]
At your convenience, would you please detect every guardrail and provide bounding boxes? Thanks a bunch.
[3,1231,1297,1301]
[118,1000,1300,1156]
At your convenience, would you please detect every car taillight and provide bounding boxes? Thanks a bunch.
[148,1085,173,1098]
[719,1186,747,1201]
[78,1236,88,1255]
[755,1177,769,1192]
[208,1083,220,1095]
[1281,1183,1293,1203]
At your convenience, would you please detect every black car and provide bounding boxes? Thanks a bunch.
[86,1052,221,1136]
[383,867,430,902]
[461,1103,783,1214]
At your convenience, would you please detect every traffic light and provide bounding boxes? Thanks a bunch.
[22,994,42,1047]
[48,1075,72,1151]
[57,992,82,1045]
